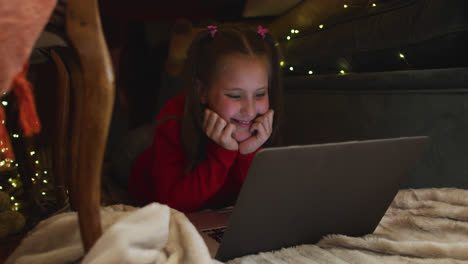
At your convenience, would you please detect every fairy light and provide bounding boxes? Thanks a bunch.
[15,163,18,167]
[289,66,294,71]
[291,29,295,33]
[11,182,16,187]
[43,179,48,184]
[12,134,19,138]
[308,70,314,75]
[1,120,4,124]
[372,3,376,7]
[399,53,405,59]
[280,61,285,67]
[10,196,14,200]
[35,172,39,176]
[319,24,324,29]
[14,202,18,206]
[286,36,291,40]
[30,151,35,156]
[1,101,7,106]
[31,178,36,182]
[35,160,39,164]
[294,29,299,34]
[0,186,2,190]
[44,170,48,174]
[340,70,346,74]
[41,192,46,196]
[344,4,348,8]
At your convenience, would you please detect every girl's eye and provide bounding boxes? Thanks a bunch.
[226,94,241,99]
[255,93,266,98]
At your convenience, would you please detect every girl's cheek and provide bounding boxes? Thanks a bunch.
[257,97,270,115]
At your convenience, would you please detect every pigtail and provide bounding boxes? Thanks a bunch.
[263,32,285,147]
[181,29,212,173]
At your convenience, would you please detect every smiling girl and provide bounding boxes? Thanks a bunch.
[129,24,284,213]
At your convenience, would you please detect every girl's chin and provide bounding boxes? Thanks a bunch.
[233,130,252,143]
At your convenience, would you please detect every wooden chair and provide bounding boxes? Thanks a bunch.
[51,0,114,252]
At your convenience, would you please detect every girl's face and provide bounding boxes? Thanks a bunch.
[201,54,270,143]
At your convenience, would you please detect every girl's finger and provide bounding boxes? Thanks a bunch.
[205,111,217,136]
[255,120,268,139]
[203,109,210,131]
[221,123,236,142]
[213,117,227,139]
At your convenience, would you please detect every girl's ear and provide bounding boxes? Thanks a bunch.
[196,79,208,104]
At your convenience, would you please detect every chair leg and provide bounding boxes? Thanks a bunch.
[65,0,115,251]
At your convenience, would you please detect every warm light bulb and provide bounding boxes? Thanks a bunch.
[399,53,405,59]
[11,182,17,187]
[44,170,48,174]
[289,66,294,71]
[340,70,345,74]
[13,134,19,138]
[14,202,18,206]
[291,29,295,33]
[372,3,376,7]
[30,151,35,156]
[344,4,348,8]
[319,24,324,29]
[42,192,46,195]
[35,173,39,176]
[0,186,3,190]
[1,101,8,106]
[308,70,314,75]
[43,179,48,183]
[286,36,291,40]
[10,196,14,200]
[280,61,285,67]
[35,160,39,164]
[294,30,299,34]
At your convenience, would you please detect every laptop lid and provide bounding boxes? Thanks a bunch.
[216,136,429,261]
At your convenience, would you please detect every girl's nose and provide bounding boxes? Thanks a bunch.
[241,99,256,119]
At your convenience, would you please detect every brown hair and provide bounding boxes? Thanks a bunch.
[181,24,284,172]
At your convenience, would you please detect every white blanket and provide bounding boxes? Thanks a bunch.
[6,188,468,264]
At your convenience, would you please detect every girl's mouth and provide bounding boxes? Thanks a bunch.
[231,119,252,128]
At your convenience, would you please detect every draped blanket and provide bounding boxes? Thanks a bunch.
[6,188,468,264]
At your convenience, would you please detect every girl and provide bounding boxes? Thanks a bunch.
[129,24,284,213]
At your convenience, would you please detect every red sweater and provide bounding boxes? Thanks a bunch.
[129,93,259,213]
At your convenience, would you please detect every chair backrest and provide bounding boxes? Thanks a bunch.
[64,0,114,251]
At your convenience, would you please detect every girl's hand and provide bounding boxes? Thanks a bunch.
[239,109,274,155]
[203,109,239,151]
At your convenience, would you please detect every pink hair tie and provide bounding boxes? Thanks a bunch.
[257,25,268,39]
[207,25,217,38]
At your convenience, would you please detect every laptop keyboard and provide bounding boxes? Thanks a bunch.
[202,227,227,243]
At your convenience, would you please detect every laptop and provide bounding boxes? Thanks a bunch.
[187,136,429,261]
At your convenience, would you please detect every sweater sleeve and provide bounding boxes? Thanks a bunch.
[152,119,238,212]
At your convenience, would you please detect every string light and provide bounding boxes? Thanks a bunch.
[43,179,48,184]
[340,70,346,74]
[319,24,324,29]
[289,66,294,71]
[286,36,291,40]
[1,120,4,124]
[12,134,19,138]
[399,53,405,59]
[291,29,295,33]
[11,182,16,187]
[15,163,18,167]
[35,160,39,164]
[41,192,46,196]
[30,151,36,156]
[1,101,7,106]
[0,186,2,190]
[294,29,299,34]
[14,202,18,206]
[344,4,348,8]
[10,196,14,200]
[308,70,314,75]
[35,172,39,176]
[44,170,48,174]
[280,61,285,67]
[372,3,376,7]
